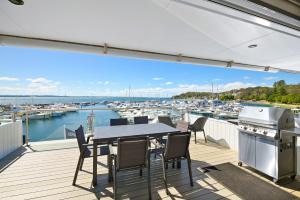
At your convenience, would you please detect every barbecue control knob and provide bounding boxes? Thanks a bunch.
[253,128,257,132]
[243,126,247,130]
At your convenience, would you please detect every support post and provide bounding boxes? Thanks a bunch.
[25,111,29,146]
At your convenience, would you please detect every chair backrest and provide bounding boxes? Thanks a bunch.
[191,117,208,131]
[176,120,189,132]
[75,125,90,156]
[158,116,174,127]
[134,116,148,124]
[117,137,149,170]
[110,118,128,126]
[164,132,191,160]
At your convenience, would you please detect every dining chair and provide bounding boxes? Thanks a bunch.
[110,118,128,126]
[134,116,149,124]
[189,117,208,143]
[109,137,151,200]
[158,116,175,127]
[153,120,189,165]
[72,125,109,185]
[160,132,193,195]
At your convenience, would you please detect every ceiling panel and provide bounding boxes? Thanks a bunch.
[0,0,299,72]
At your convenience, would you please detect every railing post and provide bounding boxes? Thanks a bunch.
[11,112,16,122]
[25,110,29,146]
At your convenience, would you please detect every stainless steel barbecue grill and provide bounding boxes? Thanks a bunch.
[238,106,295,182]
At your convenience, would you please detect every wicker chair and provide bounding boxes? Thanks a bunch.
[160,132,193,195]
[72,125,109,185]
[189,117,208,143]
[134,116,149,124]
[109,137,151,200]
[158,116,175,127]
[110,118,128,126]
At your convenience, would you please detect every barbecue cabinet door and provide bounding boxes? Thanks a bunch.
[239,132,255,167]
[255,136,276,178]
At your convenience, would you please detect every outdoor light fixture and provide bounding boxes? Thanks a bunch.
[248,44,258,48]
[8,0,24,5]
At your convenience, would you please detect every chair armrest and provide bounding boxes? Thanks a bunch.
[87,134,94,143]
[82,143,94,147]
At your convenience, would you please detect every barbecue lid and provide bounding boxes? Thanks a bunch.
[238,106,294,128]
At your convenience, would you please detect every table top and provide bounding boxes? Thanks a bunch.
[93,123,178,141]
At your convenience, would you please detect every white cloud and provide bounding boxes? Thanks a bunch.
[264,76,278,80]
[165,82,174,85]
[243,76,250,80]
[213,78,221,81]
[24,77,60,94]
[0,77,19,81]
[0,86,23,92]
[26,77,52,84]
[152,77,164,81]
[97,81,112,85]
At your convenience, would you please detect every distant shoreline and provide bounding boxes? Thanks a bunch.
[0,95,168,98]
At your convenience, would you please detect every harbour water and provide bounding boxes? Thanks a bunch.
[25,105,119,142]
[8,96,168,142]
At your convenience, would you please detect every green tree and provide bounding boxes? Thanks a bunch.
[273,80,287,96]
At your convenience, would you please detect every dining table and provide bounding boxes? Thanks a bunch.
[92,123,179,186]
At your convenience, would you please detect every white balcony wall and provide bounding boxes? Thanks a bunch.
[186,114,239,151]
[0,121,23,160]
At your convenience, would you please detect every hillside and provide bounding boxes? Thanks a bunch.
[173,80,300,104]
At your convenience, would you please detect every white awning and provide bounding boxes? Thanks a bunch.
[0,0,300,73]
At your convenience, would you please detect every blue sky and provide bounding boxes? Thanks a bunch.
[0,46,299,97]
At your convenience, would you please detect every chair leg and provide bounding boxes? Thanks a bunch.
[194,131,197,144]
[73,155,82,186]
[172,159,175,169]
[79,157,84,170]
[162,156,169,195]
[203,130,207,143]
[139,167,143,176]
[176,160,181,169]
[113,162,117,200]
[108,155,113,182]
[187,152,193,187]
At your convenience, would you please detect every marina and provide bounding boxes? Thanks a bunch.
[0,96,299,142]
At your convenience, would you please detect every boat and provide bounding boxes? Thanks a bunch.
[52,111,65,117]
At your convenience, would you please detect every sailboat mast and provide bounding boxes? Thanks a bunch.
[211,82,214,99]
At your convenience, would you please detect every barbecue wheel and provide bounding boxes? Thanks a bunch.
[238,162,242,167]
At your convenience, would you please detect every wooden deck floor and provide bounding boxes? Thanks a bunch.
[0,139,300,200]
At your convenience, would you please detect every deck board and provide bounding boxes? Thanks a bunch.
[0,139,299,200]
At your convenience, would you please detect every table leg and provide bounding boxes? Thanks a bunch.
[92,141,97,186]
[108,154,113,182]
